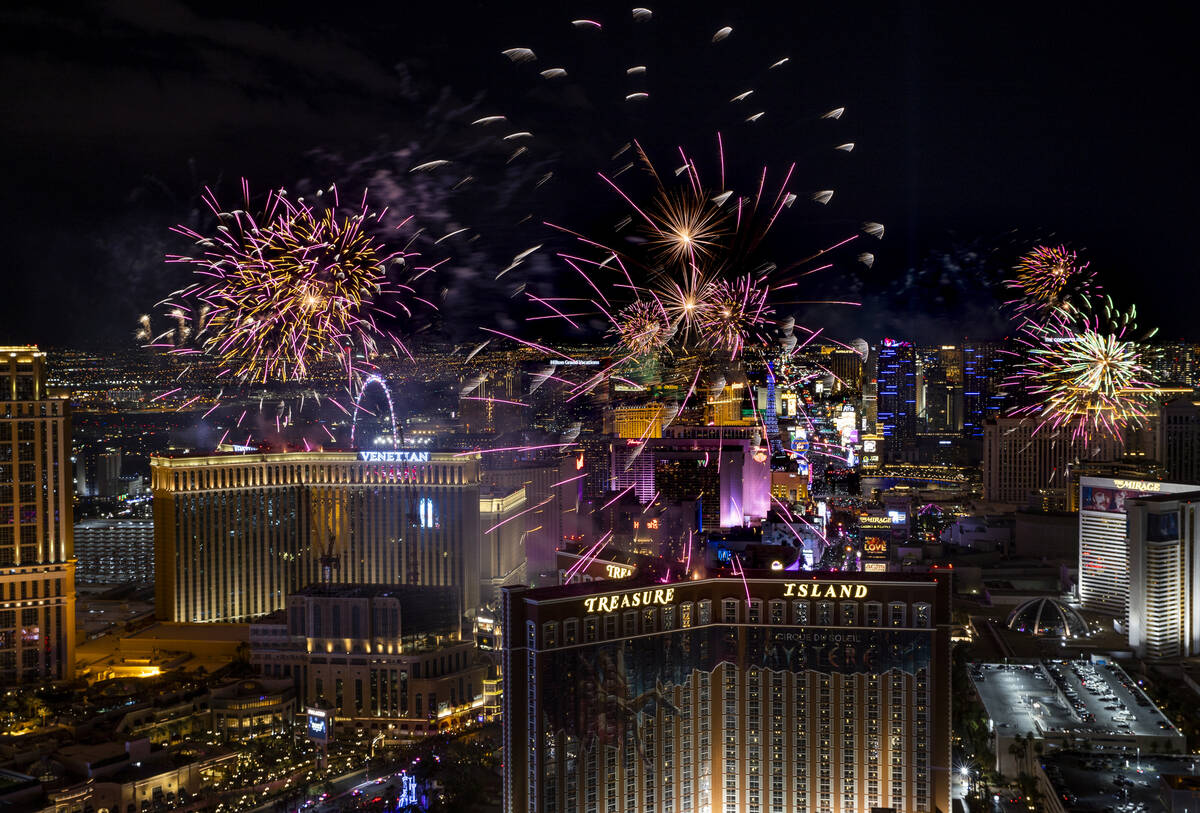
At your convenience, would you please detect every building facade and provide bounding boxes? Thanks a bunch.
[1078,476,1199,617]
[73,518,154,584]
[875,340,917,452]
[961,342,1008,444]
[1127,490,1200,659]
[609,427,769,531]
[250,584,488,736]
[502,573,952,813]
[0,347,75,682]
[983,417,1125,508]
[1159,398,1200,485]
[152,450,482,622]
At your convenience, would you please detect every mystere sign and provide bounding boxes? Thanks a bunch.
[359,451,430,463]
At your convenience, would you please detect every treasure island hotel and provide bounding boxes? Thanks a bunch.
[0,347,75,682]
[152,450,481,623]
[502,573,951,813]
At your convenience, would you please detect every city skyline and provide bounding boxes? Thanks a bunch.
[4,4,1200,812]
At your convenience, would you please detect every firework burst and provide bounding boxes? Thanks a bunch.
[542,140,870,379]
[696,275,773,359]
[159,182,435,384]
[1007,310,1156,440]
[1005,244,1093,315]
[609,300,673,357]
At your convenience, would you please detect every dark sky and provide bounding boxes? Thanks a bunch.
[2,0,1197,347]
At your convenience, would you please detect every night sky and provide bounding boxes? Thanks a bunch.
[2,0,1196,347]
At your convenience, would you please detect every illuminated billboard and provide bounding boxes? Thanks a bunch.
[861,535,889,561]
[307,707,330,744]
[1080,477,1197,515]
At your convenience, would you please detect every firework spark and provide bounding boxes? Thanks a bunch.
[541,139,863,377]
[1007,310,1156,440]
[160,183,433,384]
[1006,244,1095,317]
[609,300,673,357]
[696,275,773,358]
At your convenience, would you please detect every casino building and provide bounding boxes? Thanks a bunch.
[152,450,481,623]
[1127,489,1200,659]
[1078,476,1198,617]
[502,573,951,813]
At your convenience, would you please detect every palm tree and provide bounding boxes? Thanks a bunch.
[1008,738,1029,779]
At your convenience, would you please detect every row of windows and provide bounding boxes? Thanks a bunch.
[164,461,475,491]
[538,599,932,647]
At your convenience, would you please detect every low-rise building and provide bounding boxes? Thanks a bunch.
[38,742,236,813]
[251,584,489,739]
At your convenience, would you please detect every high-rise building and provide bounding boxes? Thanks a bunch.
[1127,490,1200,659]
[152,450,482,623]
[482,458,570,583]
[819,345,865,392]
[962,342,1009,442]
[1078,476,1199,616]
[1148,341,1198,387]
[983,417,1125,509]
[875,339,917,451]
[706,383,752,426]
[0,346,75,681]
[609,427,770,530]
[916,346,963,433]
[608,404,668,440]
[501,572,952,813]
[97,447,123,497]
[1159,397,1200,485]
[479,485,528,605]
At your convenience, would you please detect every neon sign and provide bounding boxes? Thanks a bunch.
[1112,479,1162,492]
[784,582,869,598]
[584,588,675,614]
[359,451,430,463]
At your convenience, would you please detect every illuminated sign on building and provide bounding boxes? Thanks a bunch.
[584,588,675,613]
[418,497,437,529]
[863,562,888,573]
[605,564,633,579]
[862,537,889,556]
[580,581,879,613]
[358,450,430,463]
[307,707,330,743]
[783,582,869,598]
[1112,479,1163,492]
[396,773,420,808]
[860,515,893,528]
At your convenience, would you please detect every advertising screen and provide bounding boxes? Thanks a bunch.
[861,535,889,561]
[306,708,330,743]
[1081,485,1151,514]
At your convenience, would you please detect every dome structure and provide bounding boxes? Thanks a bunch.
[1005,597,1090,638]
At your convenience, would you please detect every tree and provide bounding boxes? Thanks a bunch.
[1008,738,1029,779]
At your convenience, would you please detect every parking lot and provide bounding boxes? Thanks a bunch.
[1042,752,1200,812]
[972,662,1076,738]
[970,660,1181,743]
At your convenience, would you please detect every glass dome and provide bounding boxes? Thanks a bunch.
[1005,597,1090,638]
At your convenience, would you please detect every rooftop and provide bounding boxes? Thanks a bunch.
[971,660,1181,742]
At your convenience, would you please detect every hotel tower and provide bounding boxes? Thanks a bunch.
[152,450,481,623]
[0,347,75,681]
[502,573,951,813]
